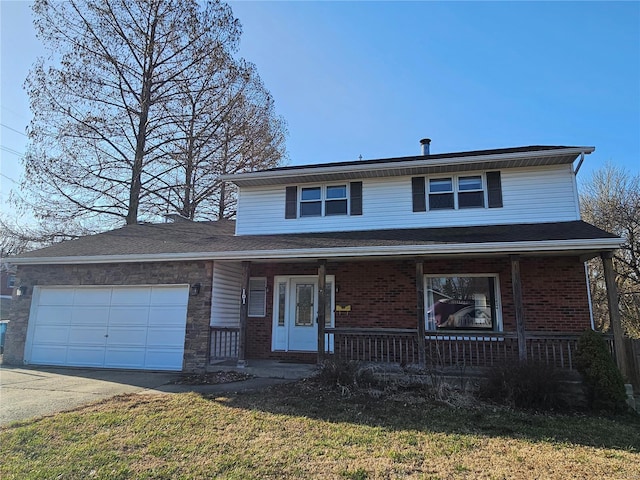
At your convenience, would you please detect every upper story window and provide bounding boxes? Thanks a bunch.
[325,185,348,215]
[413,171,502,212]
[428,178,454,209]
[285,182,362,219]
[457,175,484,208]
[428,175,484,210]
[300,187,322,217]
[300,185,348,217]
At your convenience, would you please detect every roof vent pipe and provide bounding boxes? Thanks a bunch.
[420,138,431,156]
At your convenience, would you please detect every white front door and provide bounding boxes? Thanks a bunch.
[272,275,334,352]
[288,278,318,351]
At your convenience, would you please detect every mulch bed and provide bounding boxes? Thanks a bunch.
[170,371,253,385]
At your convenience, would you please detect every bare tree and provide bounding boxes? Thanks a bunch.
[581,163,640,338]
[150,55,287,220]
[0,214,84,258]
[19,0,285,232]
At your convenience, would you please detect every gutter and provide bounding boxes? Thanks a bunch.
[10,237,623,265]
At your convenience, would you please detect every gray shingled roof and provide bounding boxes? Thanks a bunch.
[12,220,619,262]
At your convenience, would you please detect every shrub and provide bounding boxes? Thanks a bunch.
[479,361,565,410]
[316,359,378,390]
[574,329,628,412]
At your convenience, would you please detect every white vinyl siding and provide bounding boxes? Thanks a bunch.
[211,261,242,327]
[235,164,580,235]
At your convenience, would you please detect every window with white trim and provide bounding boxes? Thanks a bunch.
[425,274,501,331]
[457,175,484,208]
[248,278,267,317]
[426,174,485,210]
[300,185,348,217]
[325,186,348,215]
[300,187,322,217]
[428,178,454,210]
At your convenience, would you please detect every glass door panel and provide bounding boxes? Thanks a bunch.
[295,284,314,326]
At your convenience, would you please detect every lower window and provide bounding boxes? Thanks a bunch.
[425,275,500,331]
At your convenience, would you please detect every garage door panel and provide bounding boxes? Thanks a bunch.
[71,307,110,326]
[148,306,187,326]
[67,346,106,366]
[32,325,70,344]
[111,288,152,306]
[27,285,188,371]
[145,349,183,370]
[107,326,147,346]
[68,326,107,345]
[146,327,185,348]
[36,306,72,325]
[150,286,188,305]
[104,348,146,368]
[37,288,75,306]
[30,345,68,365]
[108,306,149,326]
[73,288,112,305]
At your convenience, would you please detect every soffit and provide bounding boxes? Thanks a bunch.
[225,147,593,187]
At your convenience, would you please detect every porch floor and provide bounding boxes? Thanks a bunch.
[207,359,318,380]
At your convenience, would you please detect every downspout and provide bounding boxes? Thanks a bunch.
[572,151,585,219]
[573,152,585,175]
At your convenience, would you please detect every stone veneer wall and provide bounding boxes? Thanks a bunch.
[247,255,591,360]
[4,261,213,372]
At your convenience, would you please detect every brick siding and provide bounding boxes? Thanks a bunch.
[246,256,591,360]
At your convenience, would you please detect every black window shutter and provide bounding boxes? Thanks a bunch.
[411,177,426,212]
[350,181,363,215]
[285,186,297,219]
[486,171,503,208]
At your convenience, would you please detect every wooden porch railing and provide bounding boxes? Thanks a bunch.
[210,327,240,360]
[210,325,615,372]
[326,328,615,371]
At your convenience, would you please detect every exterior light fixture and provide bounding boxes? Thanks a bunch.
[16,286,28,296]
[190,283,201,296]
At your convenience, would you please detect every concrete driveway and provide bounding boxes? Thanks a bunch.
[0,366,180,426]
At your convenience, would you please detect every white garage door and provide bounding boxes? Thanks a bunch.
[25,285,189,371]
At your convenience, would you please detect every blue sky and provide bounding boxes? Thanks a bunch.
[1,1,639,217]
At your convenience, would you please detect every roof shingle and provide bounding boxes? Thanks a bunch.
[12,219,619,262]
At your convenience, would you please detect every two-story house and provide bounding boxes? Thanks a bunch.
[3,143,624,373]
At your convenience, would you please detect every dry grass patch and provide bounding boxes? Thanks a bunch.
[1,379,638,479]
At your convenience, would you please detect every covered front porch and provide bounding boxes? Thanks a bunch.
[207,250,624,375]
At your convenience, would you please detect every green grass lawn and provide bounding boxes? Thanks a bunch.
[1,379,638,479]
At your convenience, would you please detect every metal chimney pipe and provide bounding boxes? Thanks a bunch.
[420,138,431,156]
